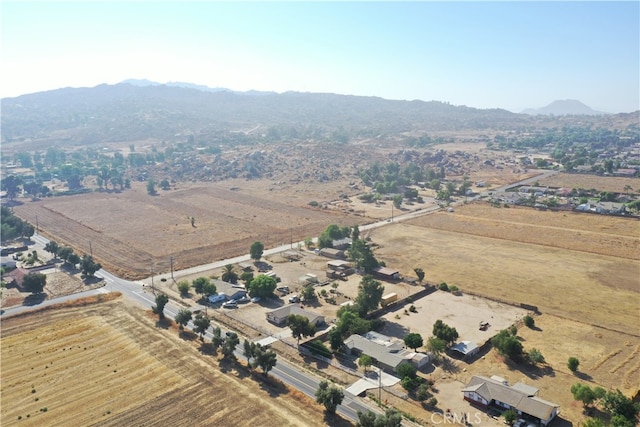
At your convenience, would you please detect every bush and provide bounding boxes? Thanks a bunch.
[401,375,422,391]
[307,340,332,358]
[523,315,535,328]
[409,305,417,313]
[177,280,190,296]
[528,348,545,365]
[427,397,438,408]
[438,282,449,292]
[568,357,580,372]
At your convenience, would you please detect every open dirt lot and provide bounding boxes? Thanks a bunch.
[379,291,529,347]
[0,296,331,427]
[537,173,638,194]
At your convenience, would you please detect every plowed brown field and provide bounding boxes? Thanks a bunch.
[0,296,329,426]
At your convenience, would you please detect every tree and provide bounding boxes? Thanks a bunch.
[221,332,240,360]
[1,175,22,200]
[192,277,210,299]
[240,271,254,285]
[355,275,384,316]
[192,313,211,340]
[404,333,424,351]
[248,274,277,298]
[301,284,316,302]
[315,380,344,414]
[286,314,316,344]
[427,336,446,358]
[571,383,597,409]
[392,194,403,208]
[523,315,535,328]
[356,409,402,427]
[358,354,373,373]
[80,254,102,277]
[154,293,169,319]
[211,327,222,353]
[491,329,523,360]
[44,241,60,258]
[503,409,518,425]
[174,309,192,330]
[159,179,170,190]
[57,246,77,266]
[202,281,217,300]
[254,344,277,375]
[432,320,459,345]
[414,267,425,282]
[250,241,264,261]
[221,264,238,284]
[568,357,580,372]
[146,179,157,195]
[22,272,46,294]
[177,280,190,297]
[397,362,417,380]
[527,348,545,365]
[602,389,639,422]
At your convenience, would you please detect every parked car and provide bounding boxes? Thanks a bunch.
[288,295,299,303]
[250,296,261,303]
[222,301,238,309]
[235,296,250,304]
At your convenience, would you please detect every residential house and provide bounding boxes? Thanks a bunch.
[266,305,325,327]
[344,331,430,373]
[462,375,559,426]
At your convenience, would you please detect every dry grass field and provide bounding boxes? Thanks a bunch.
[0,296,330,427]
[370,203,639,333]
[537,173,638,194]
[12,180,362,280]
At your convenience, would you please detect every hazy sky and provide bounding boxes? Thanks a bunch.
[2,1,639,113]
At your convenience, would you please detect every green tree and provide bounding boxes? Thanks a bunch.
[80,254,102,277]
[1,175,22,200]
[397,362,417,380]
[146,179,157,195]
[221,264,238,284]
[202,281,217,300]
[154,293,169,319]
[44,241,60,258]
[286,314,316,344]
[432,320,459,345]
[602,389,639,422]
[355,275,384,316]
[356,409,402,427]
[177,280,190,297]
[523,314,535,328]
[414,267,425,282]
[315,380,344,414]
[221,332,240,360]
[358,354,373,373]
[503,409,518,425]
[528,348,545,365]
[240,271,254,285]
[192,277,210,299]
[301,284,316,301]
[159,179,170,190]
[568,357,580,372]
[250,241,264,261]
[491,329,523,360]
[22,272,46,294]
[254,344,278,375]
[393,194,403,208]
[192,313,211,339]
[404,333,424,351]
[249,274,277,298]
[427,336,446,358]
[174,309,192,330]
[571,383,597,408]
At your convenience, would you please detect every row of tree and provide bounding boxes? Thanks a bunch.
[0,206,35,240]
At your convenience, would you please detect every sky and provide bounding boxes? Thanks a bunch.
[1,1,639,113]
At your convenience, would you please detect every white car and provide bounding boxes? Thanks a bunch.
[251,296,261,303]
[222,301,238,309]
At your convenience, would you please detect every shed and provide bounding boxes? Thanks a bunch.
[266,305,325,327]
[319,248,345,259]
[451,341,480,358]
[373,267,400,281]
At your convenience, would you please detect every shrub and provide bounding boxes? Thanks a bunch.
[568,357,580,372]
[528,348,545,365]
[438,282,449,291]
[177,280,190,296]
[307,340,332,358]
[449,285,459,293]
[409,305,417,313]
[427,397,438,408]
[509,325,518,336]
[523,315,535,328]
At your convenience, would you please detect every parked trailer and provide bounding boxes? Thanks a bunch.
[380,292,398,307]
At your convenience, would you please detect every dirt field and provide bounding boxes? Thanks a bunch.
[537,173,639,194]
[370,203,639,333]
[0,296,332,427]
[11,180,363,280]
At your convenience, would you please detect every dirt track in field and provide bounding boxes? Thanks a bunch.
[0,296,332,427]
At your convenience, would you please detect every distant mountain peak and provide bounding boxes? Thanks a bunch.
[521,100,606,116]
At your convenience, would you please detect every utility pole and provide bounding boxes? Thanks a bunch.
[290,228,293,249]
[170,256,174,281]
[89,240,93,257]
[35,215,39,233]
[378,365,382,405]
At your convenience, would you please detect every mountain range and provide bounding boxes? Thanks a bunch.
[0,81,628,145]
[521,100,605,116]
